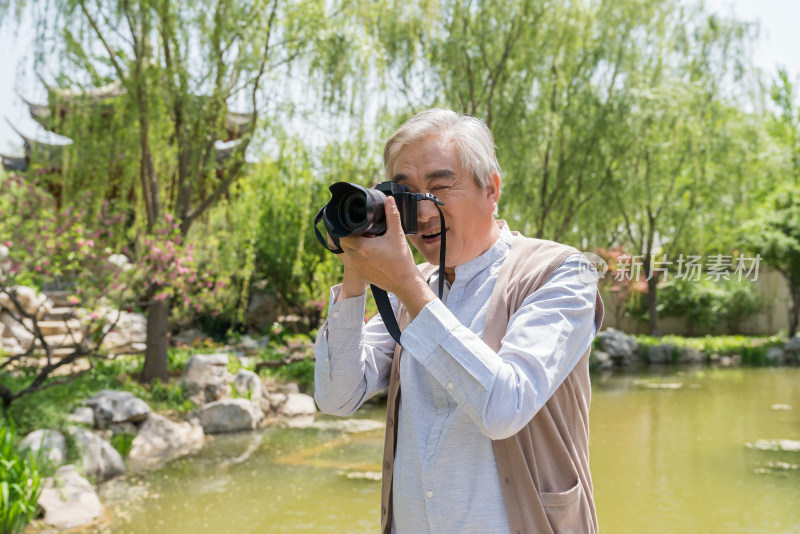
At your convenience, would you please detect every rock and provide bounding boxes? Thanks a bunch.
[85,390,151,428]
[765,347,785,364]
[267,392,288,413]
[172,328,207,347]
[98,310,147,354]
[199,398,263,434]
[109,422,138,436]
[18,429,67,467]
[234,369,269,407]
[595,328,638,365]
[0,311,34,350]
[784,336,800,364]
[38,465,104,529]
[246,291,279,334]
[679,347,705,364]
[128,413,204,470]
[279,393,317,417]
[0,285,52,318]
[66,426,126,480]
[647,344,675,364]
[67,406,96,426]
[181,353,233,405]
[1,336,23,356]
[590,350,613,370]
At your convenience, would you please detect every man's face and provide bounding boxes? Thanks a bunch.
[390,135,500,280]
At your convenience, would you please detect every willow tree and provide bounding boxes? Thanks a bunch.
[374,0,663,244]
[10,0,377,381]
[607,5,755,336]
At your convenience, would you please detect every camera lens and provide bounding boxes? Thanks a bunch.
[341,193,367,229]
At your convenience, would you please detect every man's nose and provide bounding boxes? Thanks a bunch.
[416,197,440,224]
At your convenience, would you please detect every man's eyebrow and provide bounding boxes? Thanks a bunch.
[392,169,455,182]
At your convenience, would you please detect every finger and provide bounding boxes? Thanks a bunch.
[384,196,403,236]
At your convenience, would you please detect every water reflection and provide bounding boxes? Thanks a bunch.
[97,368,799,534]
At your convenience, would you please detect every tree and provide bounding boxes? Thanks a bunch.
[10,0,379,381]
[605,5,754,336]
[745,187,800,337]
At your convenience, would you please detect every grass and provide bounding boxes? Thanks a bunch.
[0,421,43,534]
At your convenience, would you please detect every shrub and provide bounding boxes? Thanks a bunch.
[651,277,762,334]
[0,421,43,534]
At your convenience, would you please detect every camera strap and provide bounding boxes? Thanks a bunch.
[371,202,446,347]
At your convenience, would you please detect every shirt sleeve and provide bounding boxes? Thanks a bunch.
[314,285,397,416]
[399,253,599,440]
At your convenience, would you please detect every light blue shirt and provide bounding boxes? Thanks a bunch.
[314,224,599,533]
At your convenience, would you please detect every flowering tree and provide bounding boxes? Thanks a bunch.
[0,174,226,405]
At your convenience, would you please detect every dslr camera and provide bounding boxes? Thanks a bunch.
[314,181,442,253]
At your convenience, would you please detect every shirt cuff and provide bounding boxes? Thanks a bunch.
[327,285,368,329]
[400,298,461,360]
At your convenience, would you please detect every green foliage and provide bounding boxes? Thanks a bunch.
[271,359,316,392]
[632,334,784,365]
[248,144,346,331]
[656,277,763,333]
[744,185,800,335]
[109,431,135,458]
[1,357,194,436]
[0,421,43,534]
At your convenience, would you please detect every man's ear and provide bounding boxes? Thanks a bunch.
[486,172,501,207]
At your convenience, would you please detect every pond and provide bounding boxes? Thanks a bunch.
[96,367,800,533]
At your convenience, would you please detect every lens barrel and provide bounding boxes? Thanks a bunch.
[323,182,388,238]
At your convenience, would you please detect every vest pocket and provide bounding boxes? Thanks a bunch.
[540,479,592,533]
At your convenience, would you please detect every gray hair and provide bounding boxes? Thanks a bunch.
[383,108,501,189]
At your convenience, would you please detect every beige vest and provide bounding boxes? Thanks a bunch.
[380,235,605,534]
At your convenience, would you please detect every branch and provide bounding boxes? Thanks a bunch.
[79,0,128,85]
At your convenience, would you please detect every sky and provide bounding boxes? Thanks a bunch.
[0,0,798,155]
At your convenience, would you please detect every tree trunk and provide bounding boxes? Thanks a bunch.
[647,275,660,337]
[142,298,172,382]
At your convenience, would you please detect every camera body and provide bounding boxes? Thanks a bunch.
[321,181,420,240]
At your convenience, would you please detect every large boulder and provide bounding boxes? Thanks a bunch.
[595,328,639,365]
[278,393,317,417]
[18,429,67,468]
[181,353,233,405]
[85,389,151,429]
[99,310,147,354]
[0,311,34,350]
[128,413,205,470]
[199,398,263,434]
[38,465,104,530]
[66,426,126,481]
[646,344,675,365]
[234,369,270,411]
[246,290,279,334]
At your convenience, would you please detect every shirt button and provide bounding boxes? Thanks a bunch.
[447,382,454,390]
[426,490,434,498]
[332,312,339,319]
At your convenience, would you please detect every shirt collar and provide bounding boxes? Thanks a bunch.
[452,220,515,282]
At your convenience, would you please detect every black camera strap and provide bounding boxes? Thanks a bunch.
[371,201,446,347]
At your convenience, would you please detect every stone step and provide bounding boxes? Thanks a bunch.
[43,290,73,308]
[44,307,77,321]
[51,346,80,358]
[36,332,85,348]
[36,319,82,337]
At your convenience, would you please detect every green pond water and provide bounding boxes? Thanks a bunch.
[96,367,800,533]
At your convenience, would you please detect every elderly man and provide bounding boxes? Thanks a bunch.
[314,108,604,533]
